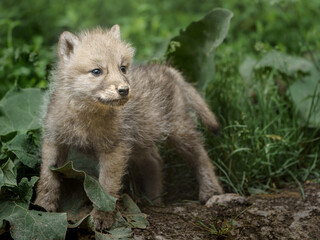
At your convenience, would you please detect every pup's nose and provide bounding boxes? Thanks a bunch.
[116,86,129,96]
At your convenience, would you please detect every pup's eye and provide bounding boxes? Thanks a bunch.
[91,68,102,76]
[120,66,127,74]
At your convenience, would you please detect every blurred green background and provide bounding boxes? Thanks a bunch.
[1,0,319,95]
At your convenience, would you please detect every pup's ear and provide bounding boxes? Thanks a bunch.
[110,24,121,40]
[58,31,80,61]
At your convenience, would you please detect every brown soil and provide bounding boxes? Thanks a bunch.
[133,183,320,240]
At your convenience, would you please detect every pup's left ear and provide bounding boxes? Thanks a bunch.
[58,31,80,61]
[110,24,121,40]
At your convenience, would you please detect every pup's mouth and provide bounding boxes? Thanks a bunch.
[97,97,129,106]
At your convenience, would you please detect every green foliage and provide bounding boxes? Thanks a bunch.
[6,134,40,168]
[289,67,320,127]
[52,161,116,213]
[120,194,148,229]
[0,177,68,240]
[0,19,53,97]
[203,45,320,195]
[239,51,320,127]
[0,159,17,189]
[0,88,45,135]
[52,161,147,239]
[166,9,233,89]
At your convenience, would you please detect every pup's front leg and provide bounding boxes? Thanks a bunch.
[35,140,68,212]
[92,143,128,230]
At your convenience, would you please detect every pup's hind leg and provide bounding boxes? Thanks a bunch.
[132,146,163,204]
[168,125,223,203]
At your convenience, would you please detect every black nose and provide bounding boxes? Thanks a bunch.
[116,86,129,96]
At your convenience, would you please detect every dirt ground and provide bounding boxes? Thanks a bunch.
[133,183,320,240]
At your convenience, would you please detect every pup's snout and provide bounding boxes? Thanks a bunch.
[116,86,129,97]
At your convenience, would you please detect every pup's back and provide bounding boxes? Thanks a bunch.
[122,64,219,148]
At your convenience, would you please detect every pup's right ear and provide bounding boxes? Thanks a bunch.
[58,31,80,61]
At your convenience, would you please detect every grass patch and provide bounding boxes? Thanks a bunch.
[193,216,233,238]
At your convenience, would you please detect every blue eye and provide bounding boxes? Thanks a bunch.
[91,68,102,76]
[120,66,127,74]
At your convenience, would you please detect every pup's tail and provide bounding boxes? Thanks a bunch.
[173,69,220,134]
[183,81,220,134]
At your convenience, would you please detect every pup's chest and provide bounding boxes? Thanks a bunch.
[58,115,120,150]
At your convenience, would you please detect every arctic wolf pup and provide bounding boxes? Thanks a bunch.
[35,25,223,230]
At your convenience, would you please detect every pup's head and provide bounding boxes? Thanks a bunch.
[57,25,134,107]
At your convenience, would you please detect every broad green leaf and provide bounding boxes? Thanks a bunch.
[289,67,320,127]
[50,161,97,225]
[0,88,44,136]
[59,178,92,226]
[13,177,39,204]
[96,230,132,240]
[51,161,116,213]
[68,149,99,178]
[1,159,17,188]
[84,174,117,212]
[51,156,146,239]
[0,201,67,240]
[97,228,132,240]
[166,9,233,90]
[255,51,314,76]
[96,212,132,240]
[7,133,39,168]
[241,51,320,127]
[239,56,257,83]
[67,214,92,229]
[120,194,148,229]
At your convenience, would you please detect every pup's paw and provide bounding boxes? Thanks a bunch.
[205,193,247,207]
[199,184,224,204]
[91,209,115,231]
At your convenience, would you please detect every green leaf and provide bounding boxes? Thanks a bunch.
[7,133,40,168]
[0,201,67,240]
[120,194,148,229]
[96,229,132,240]
[289,67,320,127]
[96,212,132,240]
[0,88,45,136]
[51,161,116,213]
[13,176,39,204]
[50,157,147,239]
[255,51,314,76]
[59,178,92,226]
[239,56,257,83]
[1,159,17,188]
[84,174,117,212]
[241,51,320,127]
[166,8,233,90]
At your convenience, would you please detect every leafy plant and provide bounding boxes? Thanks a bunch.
[239,50,320,127]
[166,8,233,90]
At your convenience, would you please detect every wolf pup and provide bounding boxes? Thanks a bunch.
[35,25,223,230]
